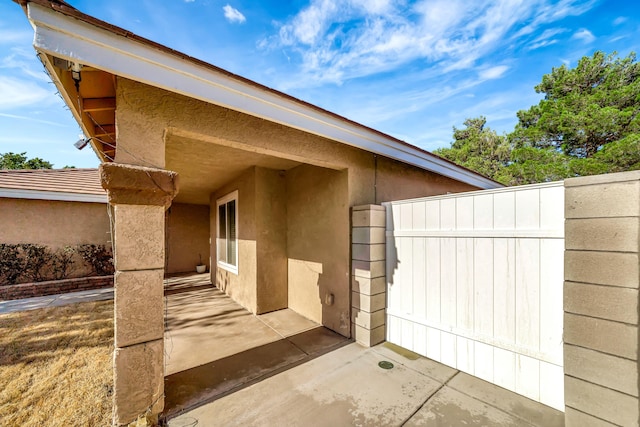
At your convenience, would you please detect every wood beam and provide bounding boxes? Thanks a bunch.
[83,97,115,112]
[94,124,115,137]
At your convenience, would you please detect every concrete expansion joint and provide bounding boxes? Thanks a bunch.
[399,371,461,426]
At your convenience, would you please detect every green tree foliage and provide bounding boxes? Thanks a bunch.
[513,51,640,158]
[437,51,640,185]
[0,152,53,170]
[434,117,511,178]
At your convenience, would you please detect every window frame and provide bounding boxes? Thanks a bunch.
[216,190,239,275]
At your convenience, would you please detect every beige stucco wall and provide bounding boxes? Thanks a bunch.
[165,203,210,274]
[255,167,288,313]
[116,77,483,337]
[210,167,289,315]
[211,167,258,312]
[375,156,476,202]
[0,198,111,247]
[286,164,350,335]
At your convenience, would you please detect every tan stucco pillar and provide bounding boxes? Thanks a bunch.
[563,171,640,426]
[351,204,386,346]
[100,163,179,426]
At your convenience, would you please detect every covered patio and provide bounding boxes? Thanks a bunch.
[162,273,350,418]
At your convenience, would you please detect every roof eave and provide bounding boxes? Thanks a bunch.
[26,2,502,190]
[0,188,107,203]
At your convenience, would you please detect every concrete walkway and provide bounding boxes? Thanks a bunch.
[0,287,113,314]
[169,342,564,427]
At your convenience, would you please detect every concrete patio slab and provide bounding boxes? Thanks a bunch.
[163,281,350,418]
[258,308,319,337]
[165,287,285,375]
[169,343,444,427]
[447,373,565,427]
[168,341,564,427]
[404,385,529,426]
[373,342,458,384]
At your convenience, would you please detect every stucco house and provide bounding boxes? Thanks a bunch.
[0,168,209,278]
[15,0,501,424]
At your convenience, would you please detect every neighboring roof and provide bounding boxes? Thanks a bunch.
[0,168,107,203]
[16,0,502,190]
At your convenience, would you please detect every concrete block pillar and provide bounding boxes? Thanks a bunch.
[100,163,179,426]
[563,171,640,426]
[351,205,386,347]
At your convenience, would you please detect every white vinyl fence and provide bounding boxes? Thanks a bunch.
[384,182,565,410]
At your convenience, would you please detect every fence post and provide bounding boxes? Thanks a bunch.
[563,171,640,426]
[351,204,386,347]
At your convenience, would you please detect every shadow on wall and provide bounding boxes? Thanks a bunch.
[285,165,350,338]
[385,205,399,288]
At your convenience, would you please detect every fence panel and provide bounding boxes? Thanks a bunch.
[385,181,564,411]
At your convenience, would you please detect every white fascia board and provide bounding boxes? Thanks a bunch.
[28,3,501,190]
[0,188,107,203]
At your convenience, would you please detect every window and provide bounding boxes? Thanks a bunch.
[216,191,238,274]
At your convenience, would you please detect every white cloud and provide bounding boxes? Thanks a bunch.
[0,112,67,127]
[572,28,595,43]
[223,5,246,24]
[479,65,509,80]
[0,77,52,110]
[1,47,50,82]
[0,29,31,45]
[263,0,598,88]
[613,16,627,26]
[184,0,195,3]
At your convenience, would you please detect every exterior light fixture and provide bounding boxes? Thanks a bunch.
[71,62,82,92]
[74,136,91,150]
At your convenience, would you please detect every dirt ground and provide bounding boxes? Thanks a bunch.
[0,300,113,426]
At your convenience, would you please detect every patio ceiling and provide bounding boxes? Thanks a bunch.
[166,133,302,205]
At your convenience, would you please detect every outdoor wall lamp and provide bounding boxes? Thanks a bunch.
[70,62,82,92]
[74,136,91,150]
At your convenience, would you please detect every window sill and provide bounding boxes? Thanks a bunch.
[217,261,238,275]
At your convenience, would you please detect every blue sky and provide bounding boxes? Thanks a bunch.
[1,0,639,168]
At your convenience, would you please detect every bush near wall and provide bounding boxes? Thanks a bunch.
[0,243,114,286]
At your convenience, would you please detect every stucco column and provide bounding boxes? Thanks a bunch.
[563,171,640,426]
[100,163,179,426]
[351,204,386,346]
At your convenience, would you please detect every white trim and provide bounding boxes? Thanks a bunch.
[216,190,239,275]
[0,188,107,203]
[27,4,501,190]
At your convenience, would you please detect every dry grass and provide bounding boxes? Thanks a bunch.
[0,300,113,426]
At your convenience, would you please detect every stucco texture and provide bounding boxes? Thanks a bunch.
[0,198,111,248]
[115,77,480,337]
[166,203,210,274]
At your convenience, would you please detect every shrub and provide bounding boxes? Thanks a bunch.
[52,246,76,280]
[77,244,114,276]
[0,244,23,285]
[21,244,53,283]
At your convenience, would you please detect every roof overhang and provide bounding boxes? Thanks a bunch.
[25,2,502,190]
[0,187,107,203]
